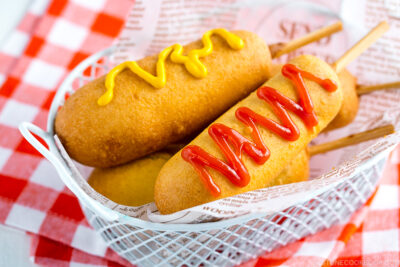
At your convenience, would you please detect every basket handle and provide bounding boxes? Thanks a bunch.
[19,122,119,221]
[19,122,58,164]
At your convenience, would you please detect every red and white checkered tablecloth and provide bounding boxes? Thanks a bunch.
[0,0,399,266]
[0,0,133,266]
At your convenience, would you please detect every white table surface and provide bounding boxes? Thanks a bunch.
[1,0,40,266]
[0,224,35,267]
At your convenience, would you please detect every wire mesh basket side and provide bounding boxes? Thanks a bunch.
[83,156,386,266]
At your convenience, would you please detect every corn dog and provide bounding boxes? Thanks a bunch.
[324,70,358,130]
[87,149,309,206]
[88,152,171,206]
[155,55,342,214]
[55,24,343,168]
[271,22,390,132]
[272,66,400,131]
[274,149,309,185]
[56,30,270,168]
[272,65,358,131]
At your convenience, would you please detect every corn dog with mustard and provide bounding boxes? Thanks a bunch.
[155,55,342,214]
[55,30,270,168]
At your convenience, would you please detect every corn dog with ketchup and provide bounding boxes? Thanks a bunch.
[157,20,392,212]
[88,124,394,207]
[271,22,391,131]
[272,71,400,131]
[55,23,343,168]
[154,55,342,214]
[88,149,309,207]
[271,65,358,131]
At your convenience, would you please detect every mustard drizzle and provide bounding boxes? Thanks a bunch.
[98,28,244,106]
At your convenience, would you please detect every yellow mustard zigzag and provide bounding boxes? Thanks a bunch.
[98,28,244,106]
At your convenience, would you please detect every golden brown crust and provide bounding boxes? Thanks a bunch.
[274,149,309,185]
[269,64,283,78]
[55,31,271,168]
[88,152,171,206]
[154,55,342,214]
[324,69,358,131]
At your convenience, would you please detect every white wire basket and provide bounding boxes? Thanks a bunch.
[19,47,387,267]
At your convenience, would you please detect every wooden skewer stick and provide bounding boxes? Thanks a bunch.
[269,21,343,59]
[309,124,395,156]
[332,21,389,73]
[356,81,400,95]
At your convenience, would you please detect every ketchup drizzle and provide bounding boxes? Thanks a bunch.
[181,64,338,196]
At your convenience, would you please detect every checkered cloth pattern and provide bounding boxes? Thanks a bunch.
[0,0,133,266]
[1,0,399,266]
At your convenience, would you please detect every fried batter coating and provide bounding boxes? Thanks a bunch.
[55,31,271,168]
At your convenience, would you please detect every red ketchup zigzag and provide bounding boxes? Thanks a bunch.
[181,64,337,196]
